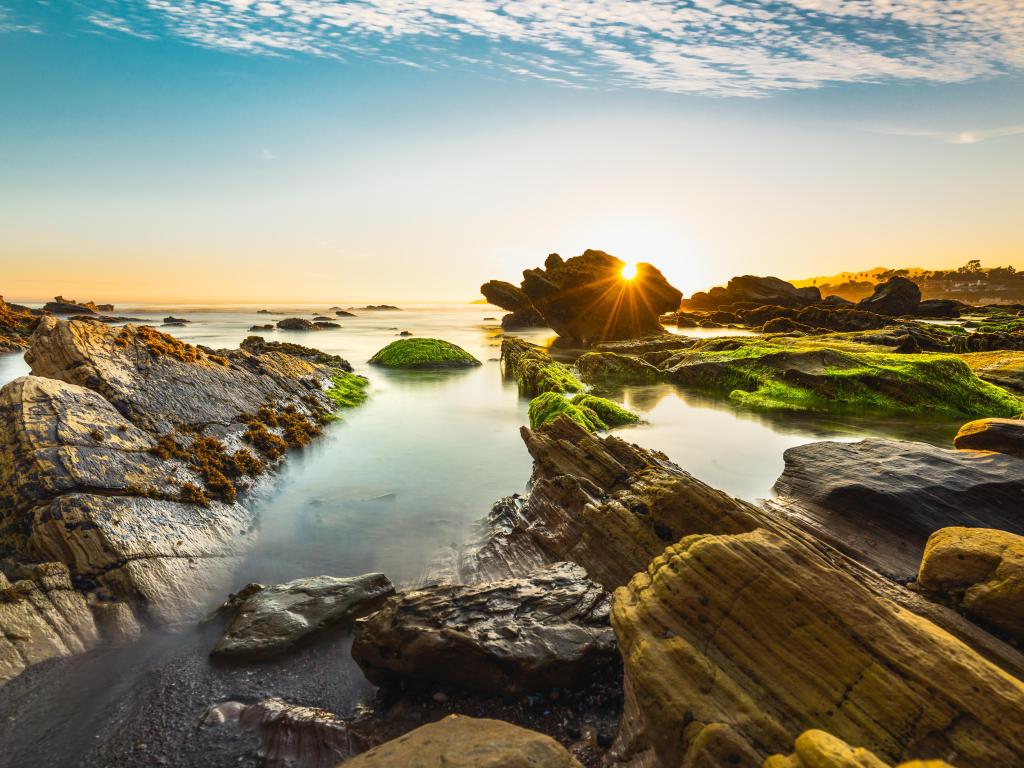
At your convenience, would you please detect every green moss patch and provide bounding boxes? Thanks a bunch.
[501,337,582,396]
[664,338,1024,418]
[571,394,640,427]
[326,372,369,410]
[369,338,481,368]
[528,391,639,432]
[576,351,661,384]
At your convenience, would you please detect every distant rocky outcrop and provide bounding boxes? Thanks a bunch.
[42,296,113,315]
[856,276,922,316]
[685,275,820,310]
[277,317,317,330]
[484,250,682,344]
[0,318,364,682]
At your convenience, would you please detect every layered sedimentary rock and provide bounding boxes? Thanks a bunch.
[0,296,39,351]
[338,715,583,768]
[352,562,616,695]
[917,527,1024,642]
[211,573,395,660]
[609,529,1024,768]
[487,250,682,344]
[0,318,360,680]
[773,438,1024,579]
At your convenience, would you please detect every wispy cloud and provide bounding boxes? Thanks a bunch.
[260,147,276,160]
[866,123,1024,145]
[26,2,1024,97]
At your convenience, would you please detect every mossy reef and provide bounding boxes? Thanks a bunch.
[528,392,640,432]
[369,338,481,368]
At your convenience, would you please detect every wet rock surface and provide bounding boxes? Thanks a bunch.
[212,573,395,660]
[352,562,616,695]
[0,296,41,351]
[773,438,1024,579]
[765,729,955,768]
[953,417,1024,457]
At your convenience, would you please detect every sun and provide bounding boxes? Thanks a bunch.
[621,262,638,280]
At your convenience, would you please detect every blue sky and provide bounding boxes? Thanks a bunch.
[2,1,1023,302]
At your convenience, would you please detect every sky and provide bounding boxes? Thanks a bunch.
[1,1,1023,303]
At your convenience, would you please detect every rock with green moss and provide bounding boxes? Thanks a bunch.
[576,351,661,384]
[501,337,582,396]
[659,337,1024,418]
[368,338,481,369]
[326,372,369,410]
[528,392,604,432]
[570,394,639,427]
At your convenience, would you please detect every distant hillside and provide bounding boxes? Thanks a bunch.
[791,262,1024,304]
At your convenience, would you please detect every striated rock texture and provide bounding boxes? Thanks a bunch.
[609,529,1024,768]
[351,562,616,695]
[765,730,955,768]
[857,277,922,316]
[211,573,395,660]
[917,527,1024,643]
[773,438,1024,579]
[953,417,1024,457]
[0,296,40,351]
[0,318,361,681]
[491,250,682,344]
[338,715,583,768]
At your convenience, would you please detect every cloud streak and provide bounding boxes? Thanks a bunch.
[39,1,1024,96]
[867,123,1024,145]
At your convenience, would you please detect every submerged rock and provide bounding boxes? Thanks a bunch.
[338,715,583,768]
[368,338,481,368]
[953,417,1024,457]
[211,573,395,660]
[609,528,1024,768]
[575,351,661,384]
[917,527,1024,642]
[351,562,616,695]
[277,317,318,330]
[856,276,921,316]
[773,438,1024,579]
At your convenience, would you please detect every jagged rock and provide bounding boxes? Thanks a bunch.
[772,438,1024,579]
[201,698,369,768]
[953,417,1024,457]
[481,280,534,312]
[609,528,1024,768]
[857,277,921,316]
[42,296,112,315]
[211,573,394,660]
[576,351,661,384]
[0,296,39,351]
[351,562,616,695]
[502,250,681,343]
[239,335,353,369]
[338,715,583,768]
[738,305,890,332]
[277,317,318,330]
[501,305,547,329]
[163,316,190,324]
[765,730,955,768]
[335,310,356,317]
[686,276,819,310]
[917,527,1024,642]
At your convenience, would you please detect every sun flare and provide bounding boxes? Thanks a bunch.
[621,262,638,280]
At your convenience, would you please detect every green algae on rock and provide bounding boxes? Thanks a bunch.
[369,338,481,368]
[326,371,369,411]
[575,351,661,384]
[500,337,582,396]
[527,392,638,432]
[570,393,639,427]
[662,338,1024,418]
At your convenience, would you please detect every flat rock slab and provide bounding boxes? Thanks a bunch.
[212,573,394,660]
[954,417,1024,457]
[351,562,616,695]
[339,715,582,768]
[773,438,1024,579]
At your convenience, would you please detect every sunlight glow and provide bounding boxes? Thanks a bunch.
[621,262,638,280]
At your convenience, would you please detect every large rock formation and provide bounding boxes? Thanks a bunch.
[856,277,922,316]
[486,250,682,344]
[772,438,1024,579]
[351,562,616,695]
[211,573,395,660]
[917,527,1024,643]
[42,296,113,315]
[685,276,821,310]
[338,715,583,768]
[480,280,547,329]
[609,529,1024,768]
[0,296,39,351]
[0,318,362,681]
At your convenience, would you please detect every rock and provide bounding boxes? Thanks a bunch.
[356,305,400,311]
[738,305,890,332]
[249,324,275,331]
[917,527,1024,642]
[609,528,1024,767]
[351,562,616,695]
[0,296,39,351]
[765,730,955,768]
[162,316,190,324]
[338,715,583,768]
[398,330,413,336]
[772,438,1024,579]
[953,417,1024,457]
[575,351,661,384]
[0,562,100,685]
[501,305,547,329]
[857,277,921,316]
[312,316,333,321]
[761,316,816,334]
[201,698,369,768]
[506,250,682,343]
[239,335,353,369]
[481,280,534,312]
[368,338,481,368]
[212,573,394,660]
[686,276,819,310]
[527,392,638,432]
[501,337,582,395]
[820,294,854,306]
[335,310,356,317]
[314,321,341,329]
[277,317,317,330]
[916,299,965,319]
[42,296,112,315]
